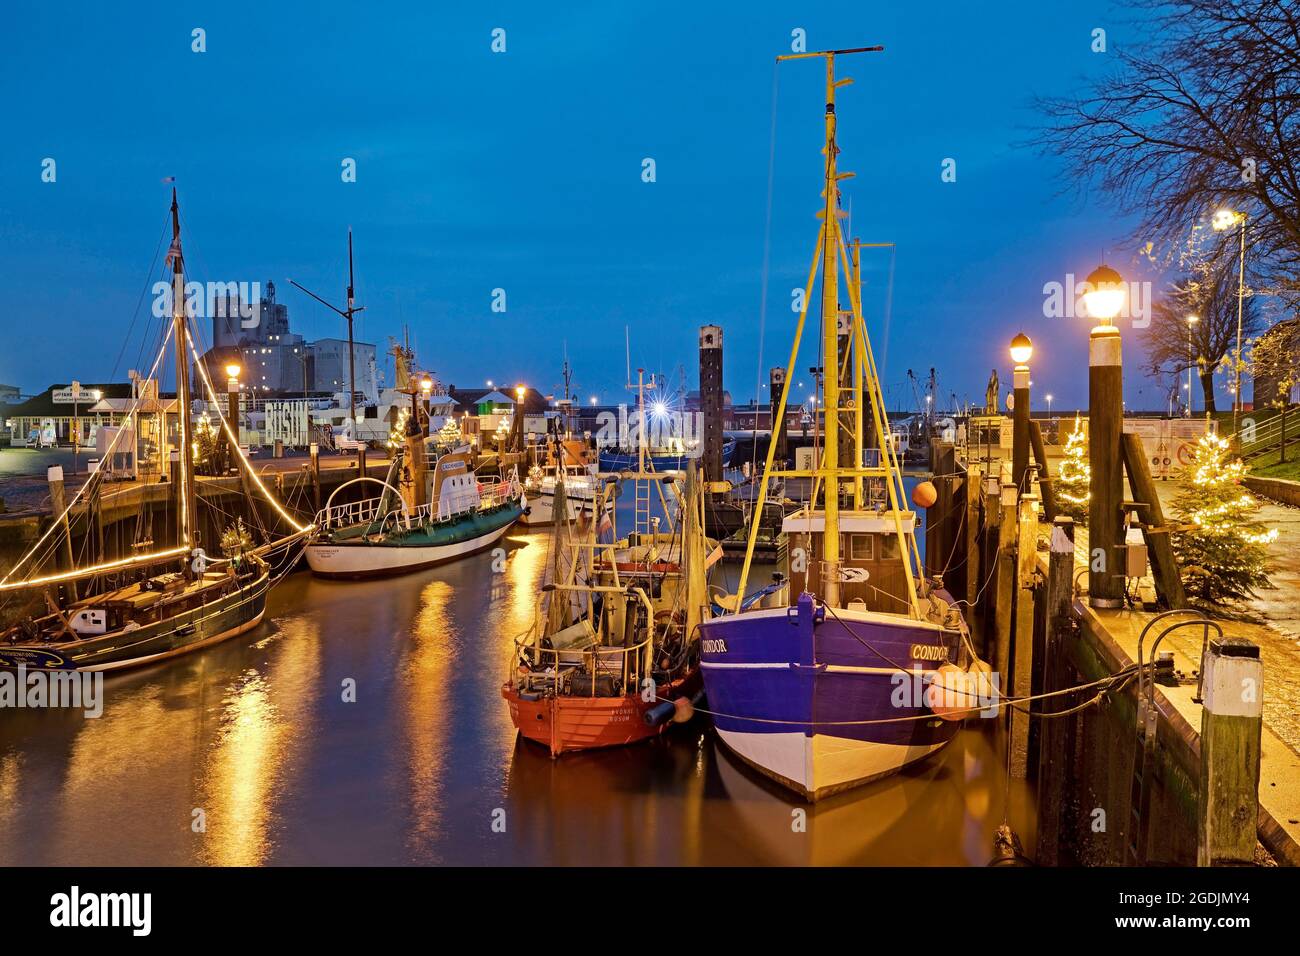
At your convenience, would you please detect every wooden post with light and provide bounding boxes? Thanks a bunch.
[1084,265,1126,608]
[225,362,241,473]
[1010,333,1032,496]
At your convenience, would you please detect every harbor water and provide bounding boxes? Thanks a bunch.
[0,519,1035,866]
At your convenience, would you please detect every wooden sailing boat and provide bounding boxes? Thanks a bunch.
[502,381,717,756]
[0,191,312,672]
[696,49,980,800]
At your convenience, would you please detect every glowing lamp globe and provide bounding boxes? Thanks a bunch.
[1009,332,1033,366]
[225,363,241,380]
[1082,265,1125,323]
[911,480,938,509]
[420,376,432,393]
[1212,208,1242,232]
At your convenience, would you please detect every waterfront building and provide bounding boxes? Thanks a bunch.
[197,280,379,402]
[1,382,137,447]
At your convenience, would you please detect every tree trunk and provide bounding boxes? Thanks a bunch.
[1199,370,1217,414]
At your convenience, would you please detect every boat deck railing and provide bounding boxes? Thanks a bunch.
[518,636,653,699]
[314,477,518,531]
[513,584,656,698]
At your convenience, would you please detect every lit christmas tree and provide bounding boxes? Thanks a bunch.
[1056,414,1090,525]
[1171,431,1277,603]
[191,412,227,476]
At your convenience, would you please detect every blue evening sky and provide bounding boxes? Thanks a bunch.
[1,1,1176,412]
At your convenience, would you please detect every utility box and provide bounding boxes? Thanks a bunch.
[1125,540,1149,579]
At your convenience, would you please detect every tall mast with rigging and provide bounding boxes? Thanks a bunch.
[346,228,358,431]
[818,52,846,608]
[289,231,365,439]
[169,189,196,548]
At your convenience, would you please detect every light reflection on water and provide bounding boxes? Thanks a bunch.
[0,529,1034,866]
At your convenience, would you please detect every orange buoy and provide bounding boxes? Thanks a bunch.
[926,663,973,721]
[911,480,938,509]
[672,696,695,723]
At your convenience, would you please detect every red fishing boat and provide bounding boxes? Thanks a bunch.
[503,417,714,756]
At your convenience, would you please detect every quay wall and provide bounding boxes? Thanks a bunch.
[932,441,1299,867]
[1244,475,1300,509]
[0,458,390,601]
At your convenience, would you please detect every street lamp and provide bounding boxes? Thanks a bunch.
[510,383,526,452]
[1009,332,1033,493]
[1213,208,1248,429]
[1185,315,1199,417]
[1045,393,1053,418]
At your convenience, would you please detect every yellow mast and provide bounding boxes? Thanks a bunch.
[819,53,843,607]
[735,46,917,615]
[852,239,864,512]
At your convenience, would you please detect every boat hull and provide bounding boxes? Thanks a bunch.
[519,488,595,527]
[306,503,522,579]
[503,673,698,756]
[0,570,270,673]
[697,594,962,800]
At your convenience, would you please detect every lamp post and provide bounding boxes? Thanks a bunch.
[225,363,241,470]
[1213,208,1248,431]
[418,373,431,412]
[71,380,82,474]
[1083,264,1126,608]
[1185,315,1199,417]
[1010,333,1033,494]
[1045,393,1053,419]
[513,383,526,453]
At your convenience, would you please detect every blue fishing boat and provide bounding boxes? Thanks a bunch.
[697,48,985,801]
[598,438,734,473]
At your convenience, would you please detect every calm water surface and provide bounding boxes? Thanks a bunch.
[0,518,1035,865]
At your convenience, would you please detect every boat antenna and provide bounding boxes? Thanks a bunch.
[288,229,366,434]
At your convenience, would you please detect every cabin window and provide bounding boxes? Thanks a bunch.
[848,534,874,561]
[880,534,901,560]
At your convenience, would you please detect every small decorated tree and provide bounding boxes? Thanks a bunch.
[1171,431,1277,603]
[1056,414,1090,525]
[220,518,254,569]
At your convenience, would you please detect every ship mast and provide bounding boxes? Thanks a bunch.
[169,189,196,548]
[289,232,365,439]
[819,52,845,607]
